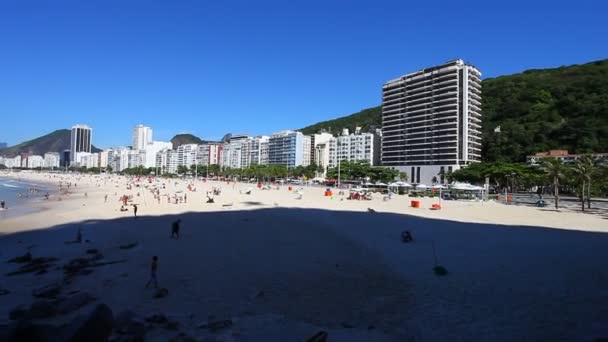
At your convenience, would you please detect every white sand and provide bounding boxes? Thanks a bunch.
[1,171,607,341]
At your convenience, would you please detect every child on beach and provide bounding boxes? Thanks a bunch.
[171,219,181,239]
[145,256,158,288]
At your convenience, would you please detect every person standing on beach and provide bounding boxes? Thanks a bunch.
[145,256,159,288]
[171,219,181,239]
[133,204,138,218]
[104,194,108,203]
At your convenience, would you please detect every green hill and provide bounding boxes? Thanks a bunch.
[0,129,101,157]
[300,106,382,136]
[300,59,608,162]
[170,134,205,147]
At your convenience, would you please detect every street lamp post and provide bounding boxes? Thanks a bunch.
[337,159,341,189]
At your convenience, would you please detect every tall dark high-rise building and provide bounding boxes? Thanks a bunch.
[70,125,92,162]
[381,59,482,184]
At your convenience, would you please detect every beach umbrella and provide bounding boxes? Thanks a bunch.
[432,184,447,189]
[395,181,412,187]
[415,184,428,189]
[375,182,388,186]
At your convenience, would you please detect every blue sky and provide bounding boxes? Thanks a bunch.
[1,0,607,148]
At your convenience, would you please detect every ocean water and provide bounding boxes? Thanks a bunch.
[0,176,51,218]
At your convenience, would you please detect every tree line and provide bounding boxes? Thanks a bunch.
[449,156,608,210]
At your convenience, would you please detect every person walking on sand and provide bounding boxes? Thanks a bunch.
[171,219,181,239]
[104,194,108,203]
[145,256,159,288]
[133,204,138,219]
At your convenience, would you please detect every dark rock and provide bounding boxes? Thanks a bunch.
[306,331,328,342]
[35,269,48,275]
[114,310,136,332]
[341,322,353,328]
[65,303,113,342]
[154,288,169,299]
[145,313,168,324]
[0,289,9,296]
[119,242,138,250]
[166,319,179,331]
[9,305,28,321]
[169,332,196,342]
[28,300,56,319]
[56,292,96,315]
[3,320,64,342]
[8,252,32,263]
[33,283,62,299]
[114,311,145,341]
[86,249,99,254]
[207,319,232,332]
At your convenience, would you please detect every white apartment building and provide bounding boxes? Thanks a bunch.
[250,136,270,166]
[328,128,380,168]
[196,143,223,166]
[143,141,172,168]
[177,144,198,168]
[268,130,311,168]
[80,153,100,168]
[44,152,61,168]
[26,155,45,169]
[132,124,153,151]
[311,132,334,177]
[0,155,22,168]
[381,59,482,184]
[98,150,109,169]
[108,148,130,172]
[156,148,179,174]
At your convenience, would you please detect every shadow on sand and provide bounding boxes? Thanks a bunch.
[1,208,608,341]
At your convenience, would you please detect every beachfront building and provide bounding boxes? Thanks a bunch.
[268,130,311,168]
[327,127,380,168]
[250,136,270,166]
[196,143,223,166]
[142,141,172,168]
[0,155,22,168]
[310,132,333,176]
[80,153,100,169]
[98,150,109,169]
[70,124,92,164]
[132,124,153,151]
[107,148,130,172]
[177,144,198,169]
[381,59,482,184]
[44,152,61,169]
[526,150,608,165]
[155,148,179,174]
[26,155,45,169]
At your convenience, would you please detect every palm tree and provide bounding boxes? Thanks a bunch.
[578,155,595,209]
[571,160,589,211]
[542,158,566,209]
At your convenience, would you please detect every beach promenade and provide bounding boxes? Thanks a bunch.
[1,171,607,341]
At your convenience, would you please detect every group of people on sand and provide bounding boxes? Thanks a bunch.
[0,200,6,210]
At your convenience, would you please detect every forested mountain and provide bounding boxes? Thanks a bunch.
[299,59,608,162]
[482,59,608,162]
[0,129,101,157]
[170,134,205,147]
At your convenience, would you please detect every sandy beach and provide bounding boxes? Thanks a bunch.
[1,171,607,341]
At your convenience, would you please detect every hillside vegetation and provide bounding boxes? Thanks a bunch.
[299,59,608,162]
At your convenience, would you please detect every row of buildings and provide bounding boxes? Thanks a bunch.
[2,59,486,184]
